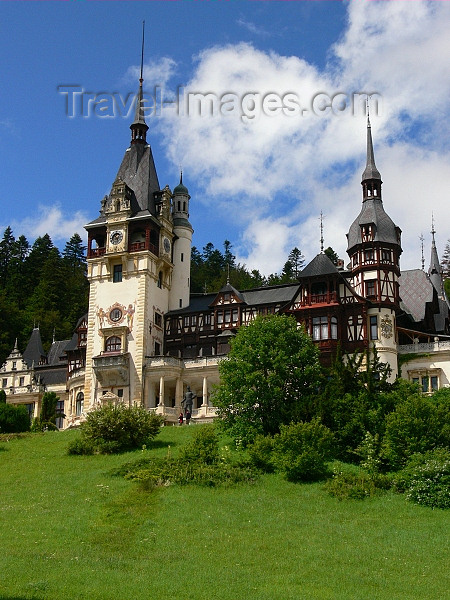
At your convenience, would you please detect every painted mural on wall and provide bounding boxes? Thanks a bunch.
[96,301,137,333]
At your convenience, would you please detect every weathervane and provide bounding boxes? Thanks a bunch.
[319,211,325,253]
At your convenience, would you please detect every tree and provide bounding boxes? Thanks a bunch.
[214,314,321,445]
[0,403,30,433]
[287,247,305,277]
[441,239,450,278]
[32,391,59,431]
[324,246,339,266]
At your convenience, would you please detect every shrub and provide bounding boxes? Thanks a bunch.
[0,402,30,433]
[73,403,163,454]
[383,394,450,469]
[325,468,379,500]
[356,432,382,475]
[67,436,94,455]
[247,435,275,473]
[179,424,219,465]
[125,458,259,488]
[272,419,334,482]
[391,449,450,509]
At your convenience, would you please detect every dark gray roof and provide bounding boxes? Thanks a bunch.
[47,340,70,366]
[434,298,449,333]
[218,282,245,302]
[428,233,443,297]
[23,328,46,368]
[241,284,298,306]
[166,283,299,317]
[116,144,160,214]
[399,269,434,322]
[347,198,401,252]
[35,367,67,386]
[299,253,339,278]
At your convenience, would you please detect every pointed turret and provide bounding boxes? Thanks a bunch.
[130,21,149,145]
[361,113,382,202]
[362,115,381,183]
[428,219,444,298]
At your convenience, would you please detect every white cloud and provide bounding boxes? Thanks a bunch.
[3,205,89,246]
[155,1,450,276]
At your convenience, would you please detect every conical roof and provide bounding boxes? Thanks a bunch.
[361,116,381,182]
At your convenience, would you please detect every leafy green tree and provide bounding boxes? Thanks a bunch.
[382,391,450,470]
[0,402,30,433]
[32,391,60,431]
[272,419,334,482]
[317,347,398,460]
[214,314,321,445]
[0,389,6,404]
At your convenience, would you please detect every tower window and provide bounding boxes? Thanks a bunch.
[369,316,378,340]
[154,312,162,328]
[113,264,122,283]
[181,253,184,262]
[155,342,161,355]
[366,280,376,297]
[157,271,163,288]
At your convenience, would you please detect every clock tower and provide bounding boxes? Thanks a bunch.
[83,68,192,409]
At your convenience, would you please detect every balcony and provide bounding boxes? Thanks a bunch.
[93,352,129,385]
[398,341,450,354]
[293,291,338,308]
[88,247,106,258]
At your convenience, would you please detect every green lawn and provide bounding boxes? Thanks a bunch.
[0,428,448,600]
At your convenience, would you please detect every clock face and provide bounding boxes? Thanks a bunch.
[109,307,123,322]
[163,237,171,253]
[110,230,123,245]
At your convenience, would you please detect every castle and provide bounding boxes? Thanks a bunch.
[2,72,449,427]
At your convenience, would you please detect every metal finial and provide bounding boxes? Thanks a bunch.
[431,212,436,237]
[319,211,325,253]
[140,20,145,83]
[419,233,425,271]
[226,263,230,285]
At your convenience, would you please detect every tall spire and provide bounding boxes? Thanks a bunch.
[361,104,381,182]
[130,20,149,144]
[429,214,443,297]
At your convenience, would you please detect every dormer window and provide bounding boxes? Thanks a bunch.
[361,224,374,242]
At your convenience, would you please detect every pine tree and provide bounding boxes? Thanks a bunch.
[288,247,305,278]
[324,246,339,266]
[441,239,450,278]
[0,226,15,286]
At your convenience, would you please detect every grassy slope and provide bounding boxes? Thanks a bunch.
[0,428,449,600]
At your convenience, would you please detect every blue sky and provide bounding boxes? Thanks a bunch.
[1,1,449,275]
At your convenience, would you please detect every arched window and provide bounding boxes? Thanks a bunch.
[105,336,121,352]
[76,392,84,416]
